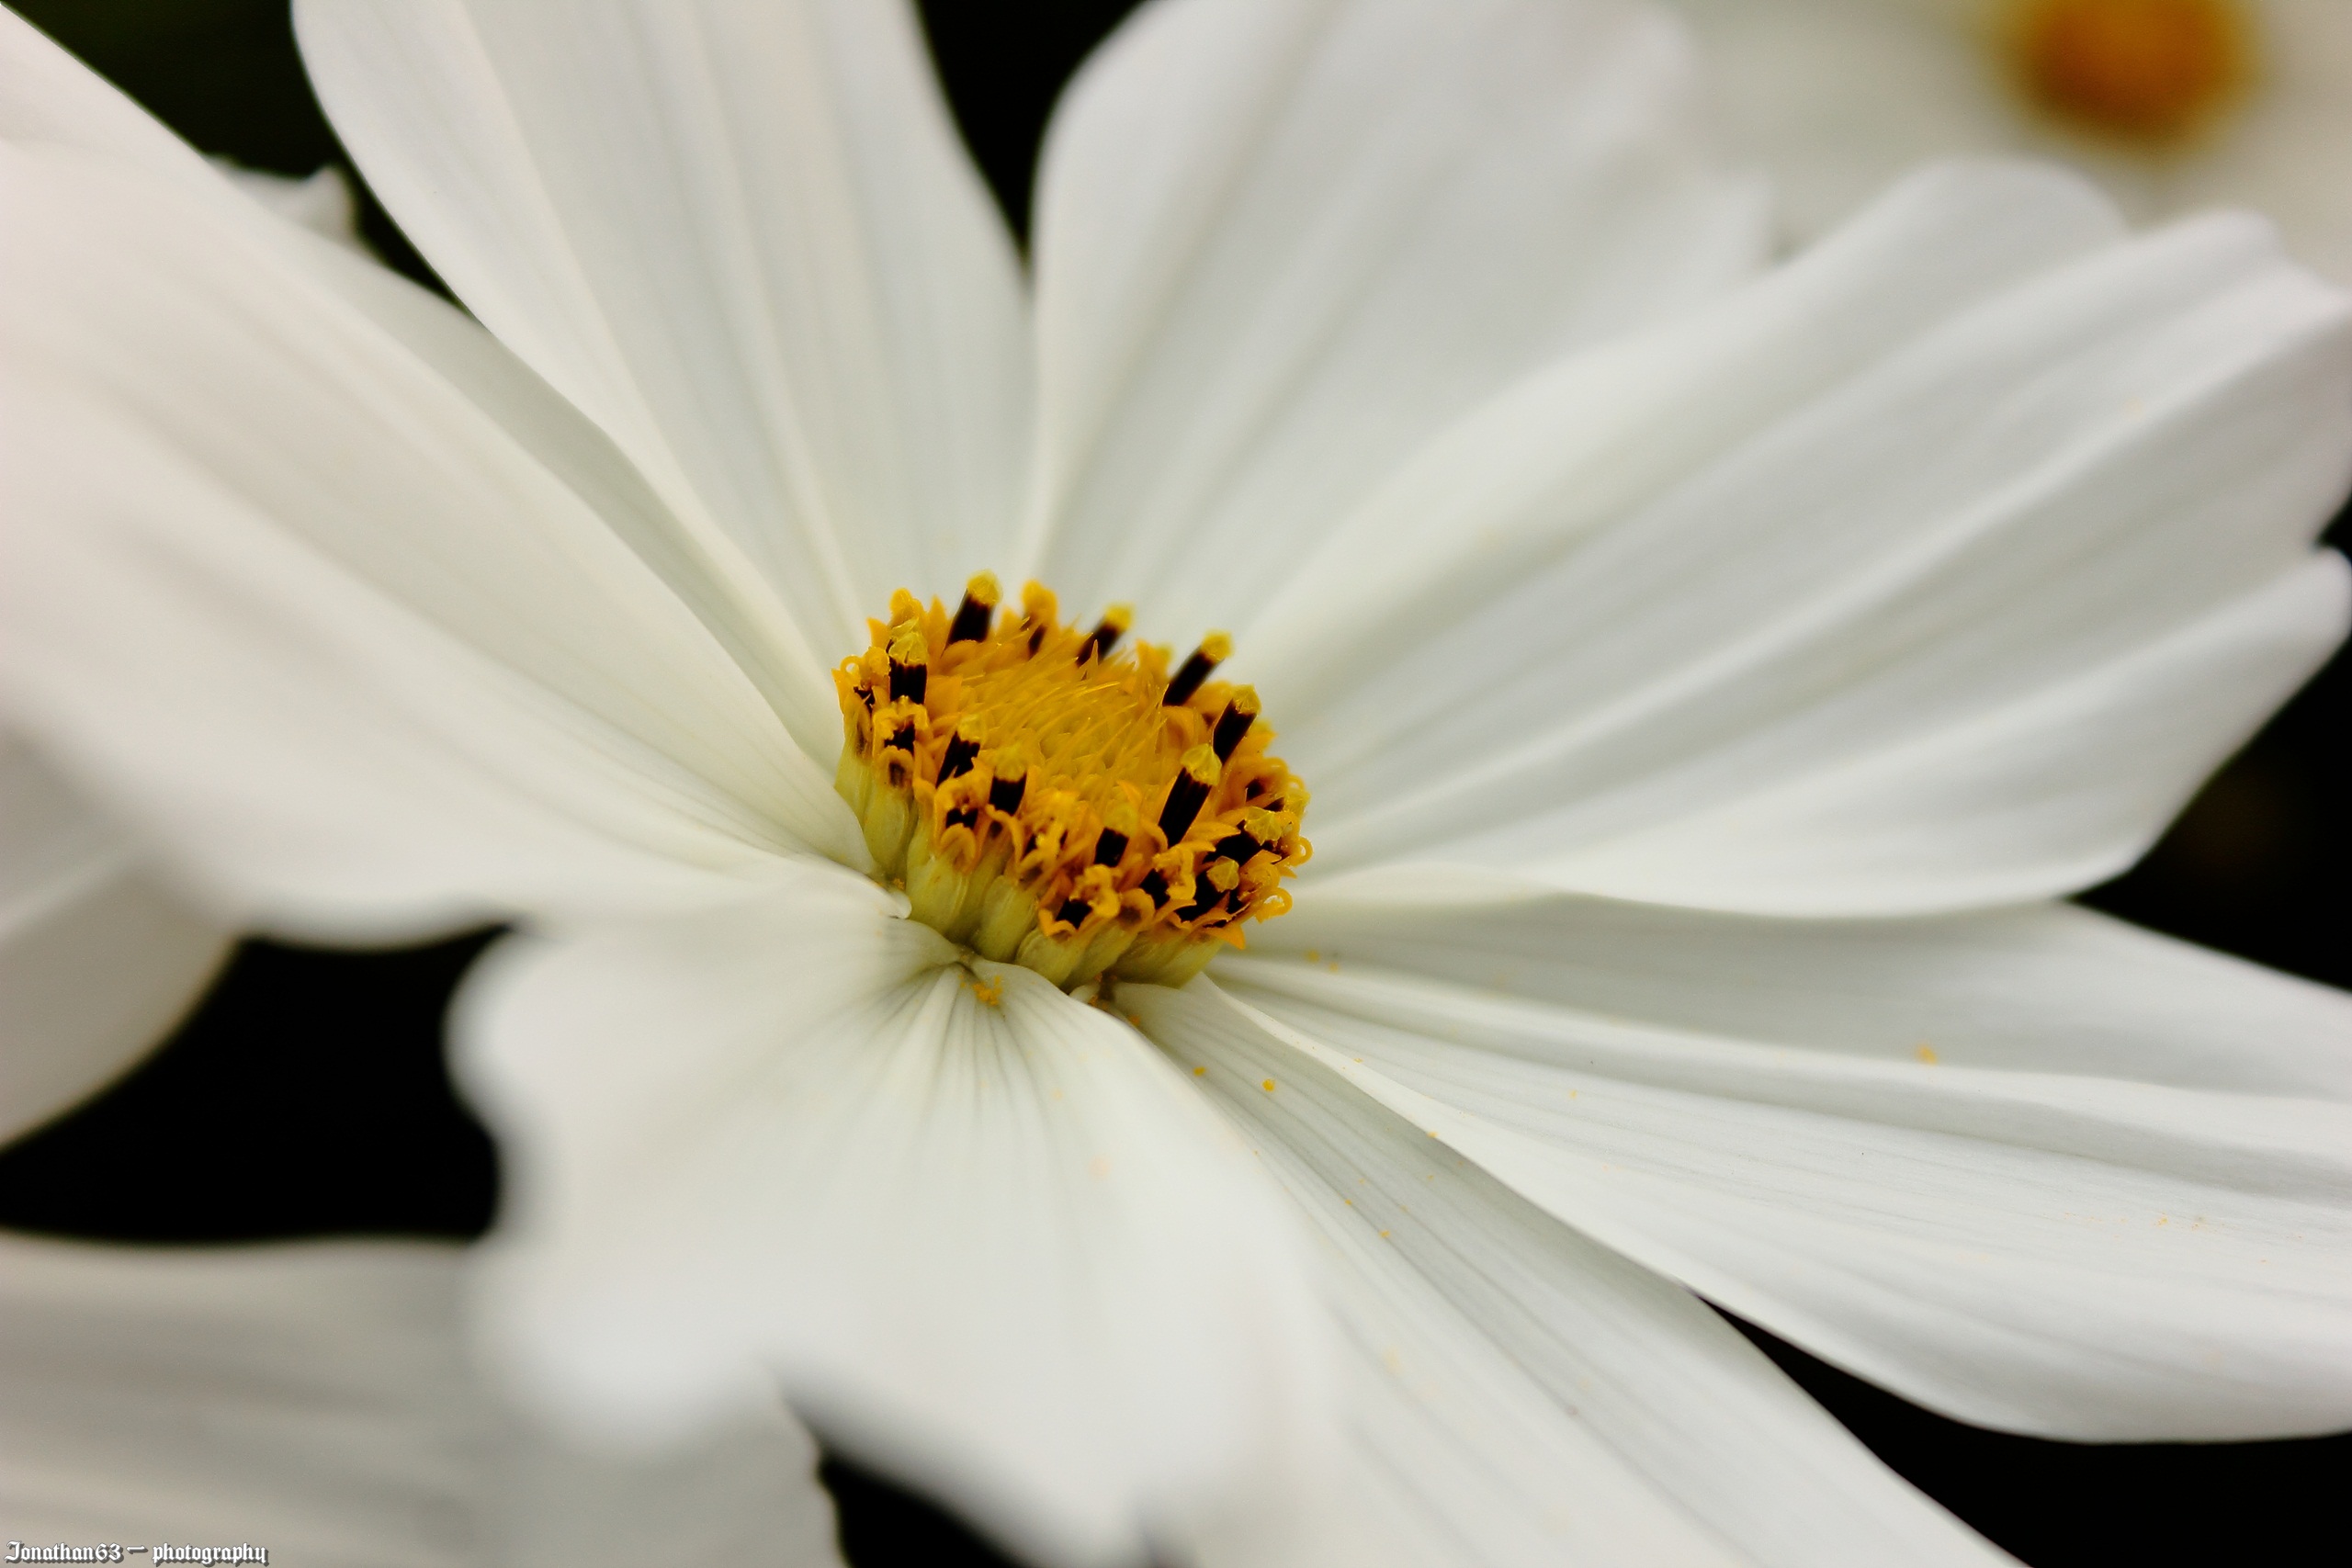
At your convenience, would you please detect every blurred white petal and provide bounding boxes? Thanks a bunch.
[457,865,1336,1568]
[0,1233,842,1567]
[0,734,228,1145]
[0,6,224,186]
[1024,0,1768,635]
[1215,895,2352,1440]
[3,12,362,255]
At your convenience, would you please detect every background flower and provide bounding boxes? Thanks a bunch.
[1668,0,2352,281]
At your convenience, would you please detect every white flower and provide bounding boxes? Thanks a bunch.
[1667,0,2352,281]
[0,1233,842,1567]
[5,1,2351,1564]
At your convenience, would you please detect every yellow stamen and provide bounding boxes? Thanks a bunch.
[832,581,1310,991]
[2006,0,2252,146]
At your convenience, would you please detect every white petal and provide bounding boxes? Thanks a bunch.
[1495,554,2349,913]
[1668,0,2017,246]
[296,0,1033,660]
[0,6,225,186]
[3,12,847,764]
[1212,895,2352,1440]
[0,1234,842,1567]
[1022,0,1768,636]
[0,10,386,256]
[1134,979,2007,1568]
[1246,160,2120,700]
[1271,175,2352,914]
[456,866,1336,1568]
[0,145,860,940]
[0,733,229,1145]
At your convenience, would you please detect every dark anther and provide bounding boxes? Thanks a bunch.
[949,574,1001,644]
[1139,869,1170,908]
[938,731,981,782]
[1080,606,1132,664]
[948,601,990,644]
[989,771,1027,814]
[1162,640,1227,706]
[1211,696,1257,761]
[883,723,916,753]
[1243,778,1267,800]
[888,657,926,705]
[1092,828,1130,867]
[945,806,979,832]
[1054,896,1094,930]
[859,686,876,711]
[1027,626,1046,655]
[1159,762,1216,842]
[1211,829,1261,864]
[1179,883,1228,921]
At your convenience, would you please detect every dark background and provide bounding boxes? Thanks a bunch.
[4,3,2346,1564]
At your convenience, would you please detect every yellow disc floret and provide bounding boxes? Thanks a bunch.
[834,574,1309,991]
[2007,0,2251,147]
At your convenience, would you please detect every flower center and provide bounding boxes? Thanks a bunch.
[833,575,1309,991]
[2006,0,2252,146]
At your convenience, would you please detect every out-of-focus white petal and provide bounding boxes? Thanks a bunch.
[1023,0,1768,637]
[457,865,1336,1568]
[0,1234,842,1567]
[1137,979,2010,1568]
[297,0,1033,661]
[0,6,223,185]
[0,734,228,1145]
[1668,0,2017,247]
[1211,895,2352,1441]
[1267,170,2351,915]
[0,145,861,941]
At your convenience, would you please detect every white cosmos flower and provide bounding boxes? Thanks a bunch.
[0,1233,843,1567]
[4,0,2352,1563]
[1667,0,2352,281]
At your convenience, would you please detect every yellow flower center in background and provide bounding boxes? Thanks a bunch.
[2007,0,2252,145]
[834,574,1309,992]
